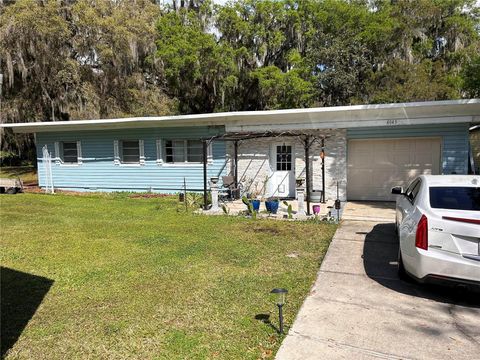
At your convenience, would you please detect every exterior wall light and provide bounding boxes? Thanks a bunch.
[270,288,288,334]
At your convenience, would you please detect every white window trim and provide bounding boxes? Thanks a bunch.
[113,140,120,165]
[55,140,82,166]
[161,139,213,165]
[76,141,83,165]
[162,163,206,168]
[207,142,213,164]
[156,139,164,165]
[139,140,145,166]
[54,141,61,165]
[119,163,143,167]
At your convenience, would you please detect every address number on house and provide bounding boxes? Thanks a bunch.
[386,119,399,125]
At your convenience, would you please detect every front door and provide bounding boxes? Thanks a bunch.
[269,143,295,198]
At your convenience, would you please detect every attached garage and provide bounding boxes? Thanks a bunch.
[346,122,471,202]
[347,138,441,201]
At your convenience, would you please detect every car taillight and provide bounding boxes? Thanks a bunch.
[415,215,428,250]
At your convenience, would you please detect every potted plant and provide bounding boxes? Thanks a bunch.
[250,198,260,212]
[242,195,260,212]
[265,197,280,214]
[243,181,261,212]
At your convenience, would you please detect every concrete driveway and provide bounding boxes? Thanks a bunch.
[276,202,480,360]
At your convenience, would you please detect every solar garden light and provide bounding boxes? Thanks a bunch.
[271,288,288,334]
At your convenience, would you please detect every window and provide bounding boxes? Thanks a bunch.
[410,181,422,201]
[55,141,82,165]
[405,179,418,195]
[276,145,292,171]
[406,179,421,203]
[430,187,480,211]
[113,140,144,165]
[62,141,78,163]
[122,140,140,164]
[164,140,204,163]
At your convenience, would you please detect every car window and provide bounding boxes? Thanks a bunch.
[405,179,421,203]
[405,179,418,195]
[405,179,418,194]
[409,180,422,202]
[430,187,480,211]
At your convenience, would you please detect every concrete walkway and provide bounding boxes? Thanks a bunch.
[276,202,480,360]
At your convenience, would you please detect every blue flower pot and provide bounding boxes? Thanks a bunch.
[265,200,279,214]
[250,199,260,212]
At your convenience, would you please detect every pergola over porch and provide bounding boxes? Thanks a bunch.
[200,130,329,215]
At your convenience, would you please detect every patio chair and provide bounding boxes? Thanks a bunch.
[222,176,241,200]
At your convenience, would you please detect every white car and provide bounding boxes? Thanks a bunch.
[391,175,480,289]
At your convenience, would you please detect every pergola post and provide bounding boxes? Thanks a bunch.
[203,140,208,210]
[234,140,239,199]
[321,138,326,203]
[304,136,311,215]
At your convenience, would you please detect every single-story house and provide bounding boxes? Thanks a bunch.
[2,99,479,202]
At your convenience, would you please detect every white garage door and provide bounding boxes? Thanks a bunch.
[347,138,441,201]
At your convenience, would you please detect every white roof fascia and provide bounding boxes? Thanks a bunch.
[226,115,475,132]
[1,99,479,133]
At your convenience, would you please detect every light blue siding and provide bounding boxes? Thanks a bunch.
[347,123,470,175]
[36,126,227,192]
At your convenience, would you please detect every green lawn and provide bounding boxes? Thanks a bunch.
[1,193,336,359]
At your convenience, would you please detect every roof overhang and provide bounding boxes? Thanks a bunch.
[1,99,479,134]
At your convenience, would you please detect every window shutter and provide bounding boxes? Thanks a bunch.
[139,140,145,165]
[156,139,164,165]
[76,141,83,165]
[113,140,120,165]
[54,141,61,165]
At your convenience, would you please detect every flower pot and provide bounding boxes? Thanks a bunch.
[250,199,260,212]
[313,204,321,215]
[265,200,279,214]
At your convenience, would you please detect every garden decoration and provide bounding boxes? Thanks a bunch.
[270,288,288,334]
[209,177,220,212]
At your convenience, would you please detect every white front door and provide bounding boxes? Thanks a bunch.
[269,143,295,198]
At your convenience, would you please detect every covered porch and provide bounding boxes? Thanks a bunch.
[200,130,337,216]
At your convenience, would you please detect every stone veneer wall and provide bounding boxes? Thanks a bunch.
[225,129,347,201]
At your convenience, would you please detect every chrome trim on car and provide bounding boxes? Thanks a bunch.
[463,254,480,262]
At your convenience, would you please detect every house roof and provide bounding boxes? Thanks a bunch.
[1,99,479,133]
